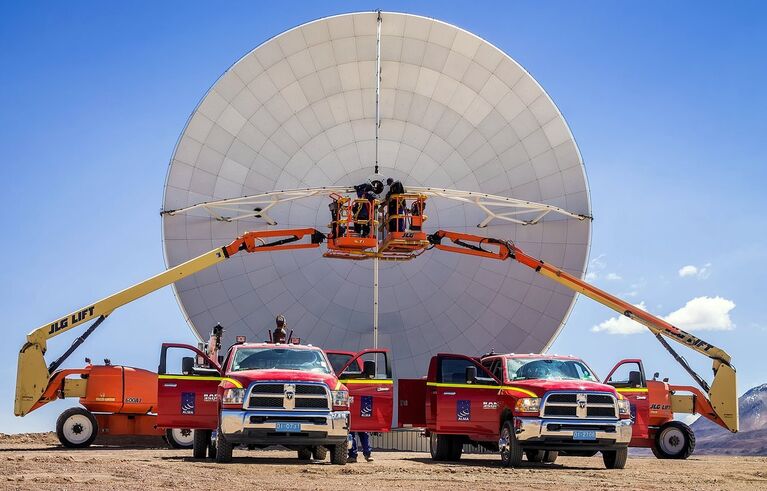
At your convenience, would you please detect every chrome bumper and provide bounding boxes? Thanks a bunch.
[220,409,350,444]
[515,417,632,447]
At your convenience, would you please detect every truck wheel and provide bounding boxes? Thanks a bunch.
[602,447,628,469]
[56,407,98,448]
[312,445,328,461]
[543,451,558,463]
[499,420,523,468]
[193,429,211,458]
[429,433,452,461]
[448,437,463,461]
[166,428,194,449]
[297,447,312,460]
[330,441,348,465]
[653,421,695,459]
[215,431,233,463]
[526,450,545,462]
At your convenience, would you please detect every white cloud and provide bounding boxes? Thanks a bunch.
[605,273,622,281]
[591,296,736,335]
[678,263,711,279]
[678,265,698,277]
[664,296,735,331]
[591,302,648,335]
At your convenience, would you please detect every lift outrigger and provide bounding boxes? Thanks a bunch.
[15,188,737,449]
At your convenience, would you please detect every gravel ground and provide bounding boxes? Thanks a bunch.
[1,435,766,490]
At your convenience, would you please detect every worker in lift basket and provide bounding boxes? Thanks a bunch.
[348,431,373,463]
[273,315,287,343]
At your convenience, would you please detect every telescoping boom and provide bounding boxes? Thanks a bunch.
[427,230,739,433]
[14,228,325,417]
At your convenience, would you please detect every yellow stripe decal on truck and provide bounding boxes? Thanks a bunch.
[339,379,394,385]
[426,382,537,398]
[158,374,243,388]
[615,387,649,393]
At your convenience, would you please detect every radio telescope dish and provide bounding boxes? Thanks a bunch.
[162,12,591,377]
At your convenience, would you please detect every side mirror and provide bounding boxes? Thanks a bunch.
[181,357,194,375]
[628,370,642,388]
[653,372,660,381]
[465,366,477,384]
[363,360,376,379]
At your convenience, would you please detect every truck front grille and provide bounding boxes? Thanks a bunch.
[247,382,330,411]
[542,392,618,419]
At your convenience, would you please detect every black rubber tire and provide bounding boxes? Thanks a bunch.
[297,447,312,460]
[312,446,328,461]
[429,433,452,461]
[602,447,628,469]
[499,420,523,468]
[215,431,233,463]
[447,437,463,461]
[526,450,545,462]
[193,429,211,458]
[543,450,558,463]
[165,428,194,449]
[330,441,348,465]
[652,421,695,459]
[56,407,98,448]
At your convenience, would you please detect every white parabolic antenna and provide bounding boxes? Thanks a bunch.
[162,11,591,377]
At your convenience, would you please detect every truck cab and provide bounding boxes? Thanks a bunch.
[155,341,392,464]
[399,352,633,468]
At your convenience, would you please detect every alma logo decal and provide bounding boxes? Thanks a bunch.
[48,306,96,335]
[181,392,195,415]
[457,400,471,421]
[360,395,373,418]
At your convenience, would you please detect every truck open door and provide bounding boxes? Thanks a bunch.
[432,354,501,438]
[156,343,226,430]
[605,359,650,441]
[397,378,427,427]
[337,349,393,432]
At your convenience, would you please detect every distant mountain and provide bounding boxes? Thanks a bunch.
[691,383,767,455]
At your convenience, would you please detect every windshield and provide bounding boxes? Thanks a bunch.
[506,358,598,382]
[231,348,331,374]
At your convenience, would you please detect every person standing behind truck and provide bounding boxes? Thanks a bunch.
[348,432,373,462]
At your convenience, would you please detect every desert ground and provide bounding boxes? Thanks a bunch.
[1,434,765,490]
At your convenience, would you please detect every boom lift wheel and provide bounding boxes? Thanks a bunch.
[499,420,523,467]
[56,407,99,448]
[653,421,696,459]
[166,428,194,449]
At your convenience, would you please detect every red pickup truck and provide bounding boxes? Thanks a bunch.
[399,352,633,468]
[155,342,392,464]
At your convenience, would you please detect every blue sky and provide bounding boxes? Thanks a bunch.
[1,1,765,433]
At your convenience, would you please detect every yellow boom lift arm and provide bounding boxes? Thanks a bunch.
[427,230,739,432]
[14,228,325,416]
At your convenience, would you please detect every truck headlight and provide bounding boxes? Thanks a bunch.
[222,388,245,406]
[331,390,349,409]
[514,397,540,414]
[617,399,631,418]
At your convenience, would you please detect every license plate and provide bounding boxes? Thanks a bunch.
[275,422,301,432]
[573,430,596,440]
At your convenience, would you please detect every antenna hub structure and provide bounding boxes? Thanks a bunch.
[162,12,591,377]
